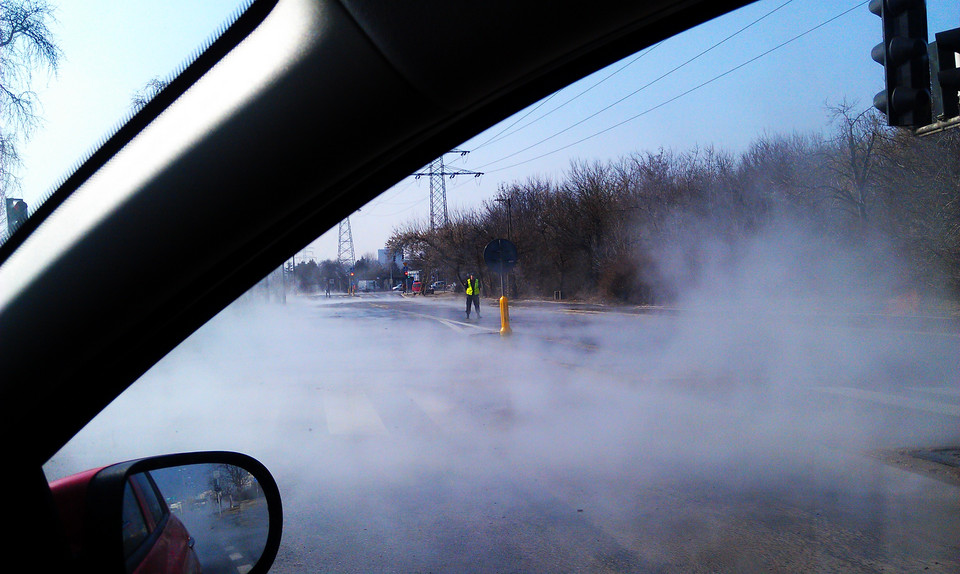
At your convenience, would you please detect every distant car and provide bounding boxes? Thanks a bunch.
[430,281,446,291]
[391,283,403,291]
[411,281,422,294]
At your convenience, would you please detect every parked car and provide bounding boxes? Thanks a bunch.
[430,281,446,292]
[411,281,422,294]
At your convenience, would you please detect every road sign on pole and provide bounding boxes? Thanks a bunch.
[483,239,517,277]
[484,239,517,336]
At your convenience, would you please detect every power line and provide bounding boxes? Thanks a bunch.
[483,0,866,175]
[375,167,487,218]
[470,92,560,150]
[476,0,795,171]
[411,150,483,229]
[369,1,867,224]
[471,42,664,151]
[365,178,418,208]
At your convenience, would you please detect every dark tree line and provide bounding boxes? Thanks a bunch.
[389,106,960,305]
[287,256,399,292]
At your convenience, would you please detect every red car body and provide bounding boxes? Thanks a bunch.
[48,467,103,561]
[49,468,202,573]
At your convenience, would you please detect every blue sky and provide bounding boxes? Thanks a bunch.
[14,0,960,260]
[16,1,243,199]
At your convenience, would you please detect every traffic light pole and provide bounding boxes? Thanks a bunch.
[929,28,960,127]
[870,1,960,131]
[914,115,960,136]
[869,0,931,127]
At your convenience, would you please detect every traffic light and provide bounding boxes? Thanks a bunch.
[930,28,960,120]
[6,198,28,235]
[869,0,931,127]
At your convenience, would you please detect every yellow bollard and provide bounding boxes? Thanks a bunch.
[499,295,512,337]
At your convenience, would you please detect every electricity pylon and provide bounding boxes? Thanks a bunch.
[337,217,355,271]
[413,150,483,230]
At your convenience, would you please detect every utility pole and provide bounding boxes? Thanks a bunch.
[495,194,512,241]
[495,193,515,297]
[413,149,483,230]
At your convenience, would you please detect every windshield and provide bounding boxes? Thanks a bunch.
[45,0,960,572]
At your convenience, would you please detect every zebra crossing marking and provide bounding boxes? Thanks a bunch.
[814,386,960,417]
[323,391,388,434]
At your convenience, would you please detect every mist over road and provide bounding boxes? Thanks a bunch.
[50,292,960,572]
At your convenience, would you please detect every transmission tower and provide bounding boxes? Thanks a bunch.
[413,149,483,230]
[337,217,356,271]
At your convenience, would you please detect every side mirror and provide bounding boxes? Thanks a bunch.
[49,451,282,573]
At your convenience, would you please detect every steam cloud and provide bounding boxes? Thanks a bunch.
[46,216,959,571]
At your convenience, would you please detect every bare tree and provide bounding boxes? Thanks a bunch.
[130,76,169,111]
[0,0,61,199]
[873,128,960,292]
[386,101,959,303]
[824,102,890,228]
[388,211,487,289]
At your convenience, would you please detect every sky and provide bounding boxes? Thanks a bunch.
[12,0,960,261]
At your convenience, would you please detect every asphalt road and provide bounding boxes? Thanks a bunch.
[48,291,960,573]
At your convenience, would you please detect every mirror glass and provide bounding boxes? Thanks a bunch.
[123,463,270,574]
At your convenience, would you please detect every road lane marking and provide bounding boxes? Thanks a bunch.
[814,386,960,417]
[404,389,467,433]
[909,386,960,398]
[406,391,449,418]
[323,392,388,435]
[436,318,468,333]
[418,313,492,332]
[369,302,497,334]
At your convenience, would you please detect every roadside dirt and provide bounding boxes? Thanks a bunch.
[869,447,960,487]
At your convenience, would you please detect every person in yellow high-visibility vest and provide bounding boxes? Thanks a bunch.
[464,273,481,319]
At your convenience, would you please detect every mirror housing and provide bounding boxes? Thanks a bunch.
[49,451,282,573]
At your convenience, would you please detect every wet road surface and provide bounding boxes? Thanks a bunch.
[50,292,960,572]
